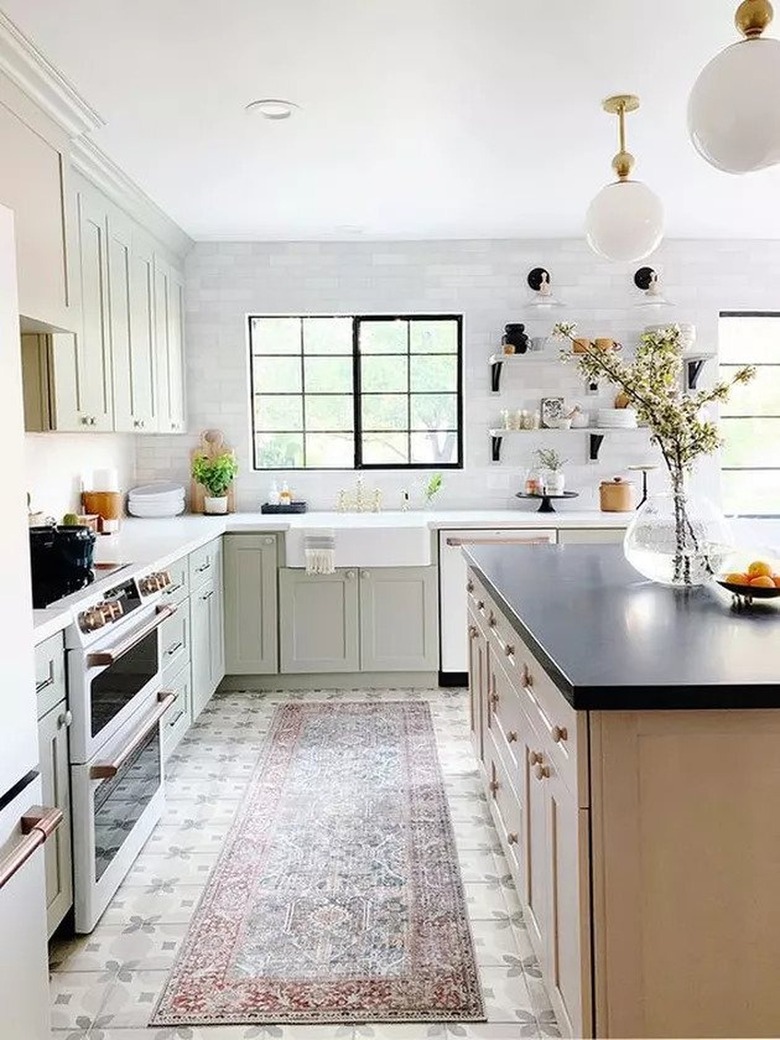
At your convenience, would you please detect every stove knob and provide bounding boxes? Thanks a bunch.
[98,600,123,623]
[156,571,172,588]
[79,607,105,633]
[139,575,159,596]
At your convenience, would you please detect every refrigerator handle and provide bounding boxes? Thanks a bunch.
[0,805,63,891]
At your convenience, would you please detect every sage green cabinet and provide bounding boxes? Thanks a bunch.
[280,569,360,674]
[190,539,224,720]
[359,566,438,671]
[279,565,438,674]
[224,534,278,674]
[37,700,73,938]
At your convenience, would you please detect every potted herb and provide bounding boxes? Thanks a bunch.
[552,321,754,586]
[423,473,443,506]
[191,452,239,515]
[534,447,567,495]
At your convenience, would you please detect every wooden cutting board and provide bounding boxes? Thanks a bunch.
[190,429,237,514]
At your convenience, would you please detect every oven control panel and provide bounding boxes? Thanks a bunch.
[75,577,142,637]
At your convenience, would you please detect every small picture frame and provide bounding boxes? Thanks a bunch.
[540,396,566,428]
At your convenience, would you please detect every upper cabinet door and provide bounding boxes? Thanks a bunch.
[0,87,77,331]
[74,186,113,430]
[110,215,156,433]
[154,256,186,434]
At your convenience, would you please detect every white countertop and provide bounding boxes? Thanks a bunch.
[32,509,630,643]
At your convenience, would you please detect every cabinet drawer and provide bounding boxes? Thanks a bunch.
[484,726,523,885]
[34,632,66,719]
[189,539,221,591]
[162,663,191,759]
[160,605,189,680]
[487,609,585,806]
[160,555,189,606]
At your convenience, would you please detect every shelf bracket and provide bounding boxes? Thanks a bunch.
[490,359,504,394]
[686,358,706,390]
[589,433,605,462]
[491,434,503,462]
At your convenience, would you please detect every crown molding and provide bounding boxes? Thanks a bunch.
[71,136,193,260]
[0,12,103,137]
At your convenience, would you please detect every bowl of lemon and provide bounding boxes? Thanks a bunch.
[716,560,780,602]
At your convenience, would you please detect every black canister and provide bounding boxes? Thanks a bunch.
[503,323,529,353]
[29,524,96,607]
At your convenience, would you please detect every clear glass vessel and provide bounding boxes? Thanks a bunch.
[623,488,732,587]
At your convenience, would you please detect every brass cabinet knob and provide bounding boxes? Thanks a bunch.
[466,581,474,593]
[552,725,568,743]
[57,709,73,729]
[468,625,478,639]
[263,536,274,544]
[488,612,497,628]
[521,663,533,688]
[490,691,499,706]
[504,644,515,657]
[489,779,499,793]
[477,600,485,610]
[507,832,519,845]
[528,749,542,766]
[534,761,551,781]
[507,730,518,743]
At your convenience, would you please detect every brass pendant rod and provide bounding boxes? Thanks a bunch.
[618,101,627,155]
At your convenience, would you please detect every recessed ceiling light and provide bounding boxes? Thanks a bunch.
[245,98,299,120]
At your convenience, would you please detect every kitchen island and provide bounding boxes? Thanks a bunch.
[464,543,780,1040]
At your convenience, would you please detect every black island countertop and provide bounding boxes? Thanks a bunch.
[464,543,780,711]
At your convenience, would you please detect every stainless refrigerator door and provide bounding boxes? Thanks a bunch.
[0,775,52,1040]
[0,203,39,794]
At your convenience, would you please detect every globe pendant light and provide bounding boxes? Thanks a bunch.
[688,0,780,173]
[584,94,664,263]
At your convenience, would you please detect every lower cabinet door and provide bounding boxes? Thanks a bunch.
[543,765,591,1039]
[467,614,487,762]
[279,569,359,673]
[520,714,549,959]
[358,566,438,671]
[38,701,73,937]
[224,535,278,674]
[210,541,225,688]
[190,578,215,720]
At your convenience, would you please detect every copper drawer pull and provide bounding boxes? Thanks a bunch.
[521,663,533,688]
[165,640,184,657]
[488,613,497,628]
[87,604,176,667]
[529,749,542,766]
[552,725,568,743]
[90,691,177,780]
[0,805,63,891]
[507,730,518,743]
[534,761,551,781]
[195,560,211,573]
[507,832,519,845]
[489,779,499,793]
[490,692,499,706]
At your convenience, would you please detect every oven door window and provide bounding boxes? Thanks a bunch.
[93,724,161,881]
[91,627,159,737]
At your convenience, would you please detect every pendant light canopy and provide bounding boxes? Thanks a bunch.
[688,0,780,173]
[584,95,664,263]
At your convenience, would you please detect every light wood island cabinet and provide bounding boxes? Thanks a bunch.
[467,547,780,1040]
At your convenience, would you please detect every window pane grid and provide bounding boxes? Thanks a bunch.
[250,314,462,470]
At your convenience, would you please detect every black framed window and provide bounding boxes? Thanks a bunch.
[249,314,463,470]
[719,312,780,516]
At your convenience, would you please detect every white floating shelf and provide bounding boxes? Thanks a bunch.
[488,426,648,462]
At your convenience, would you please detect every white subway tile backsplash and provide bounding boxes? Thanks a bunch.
[129,236,780,512]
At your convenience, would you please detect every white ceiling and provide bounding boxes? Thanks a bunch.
[4,0,779,241]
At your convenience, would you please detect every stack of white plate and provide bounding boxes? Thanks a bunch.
[127,482,186,518]
[597,408,638,429]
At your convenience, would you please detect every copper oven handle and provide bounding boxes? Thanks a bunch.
[89,690,177,780]
[0,805,63,891]
[446,537,552,546]
[86,604,176,667]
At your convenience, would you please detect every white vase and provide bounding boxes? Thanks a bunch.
[204,495,228,515]
[545,471,565,495]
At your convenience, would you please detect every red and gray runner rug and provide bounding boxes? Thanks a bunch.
[151,700,485,1026]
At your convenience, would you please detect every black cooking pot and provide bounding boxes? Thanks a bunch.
[29,524,96,608]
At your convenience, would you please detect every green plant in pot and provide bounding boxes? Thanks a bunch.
[192,452,238,514]
[534,447,567,495]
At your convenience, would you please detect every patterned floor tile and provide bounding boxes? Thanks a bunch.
[50,921,188,972]
[48,971,111,1029]
[164,776,249,800]
[143,819,233,852]
[468,919,523,966]
[456,847,507,883]
[478,965,535,1023]
[463,883,512,919]
[353,1023,448,1039]
[96,969,170,1027]
[125,850,219,886]
[100,882,206,925]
